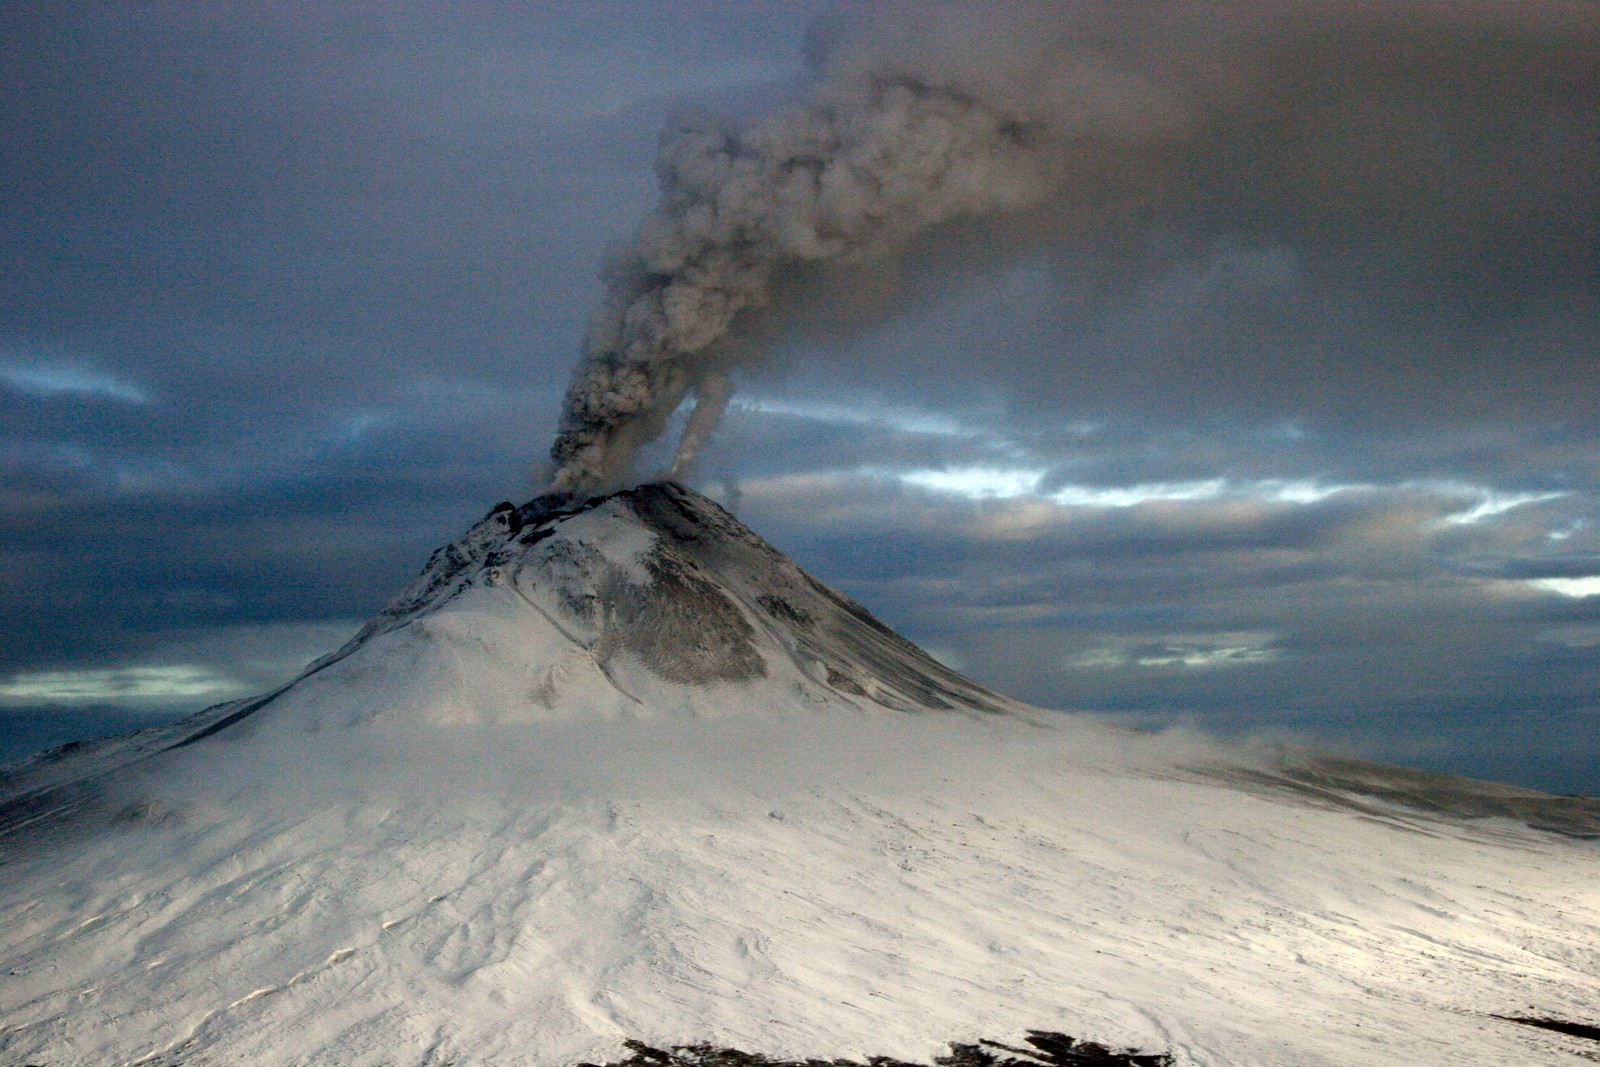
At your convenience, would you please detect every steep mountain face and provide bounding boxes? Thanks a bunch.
[328,481,1013,719]
[2,484,1599,1067]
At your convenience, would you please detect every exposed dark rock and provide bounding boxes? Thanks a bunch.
[1494,1015,1600,1042]
[757,594,813,629]
[576,1031,1172,1067]
[617,544,767,684]
[826,666,868,696]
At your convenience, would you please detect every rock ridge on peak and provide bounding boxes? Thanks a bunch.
[325,480,1011,722]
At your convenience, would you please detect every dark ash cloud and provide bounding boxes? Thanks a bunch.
[549,0,1596,491]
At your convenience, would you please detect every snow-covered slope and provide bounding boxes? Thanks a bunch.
[2,484,1598,1067]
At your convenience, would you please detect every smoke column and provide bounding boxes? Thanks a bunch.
[545,1,1594,495]
[544,2,1184,493]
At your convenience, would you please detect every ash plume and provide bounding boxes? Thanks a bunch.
[545,0,1596,494]
[544,2,1181,494]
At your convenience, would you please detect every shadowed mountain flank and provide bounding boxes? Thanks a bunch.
[598,483,1005,711]
[339,481,1012,717]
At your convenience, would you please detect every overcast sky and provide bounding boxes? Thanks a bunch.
[3,2,1596,793]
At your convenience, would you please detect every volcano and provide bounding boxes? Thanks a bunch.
[2,483,1598,1067]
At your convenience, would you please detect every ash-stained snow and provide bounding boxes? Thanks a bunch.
[1,484,1598,1067]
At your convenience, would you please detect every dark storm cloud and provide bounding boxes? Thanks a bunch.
[2,2,828,408]
[8,5,609,397]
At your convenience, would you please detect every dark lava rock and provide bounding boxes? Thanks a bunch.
[577,1030,1172,1067]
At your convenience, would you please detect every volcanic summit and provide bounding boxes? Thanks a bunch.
[2,484,1598,1067]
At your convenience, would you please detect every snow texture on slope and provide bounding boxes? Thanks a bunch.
[1,483,1598,1067]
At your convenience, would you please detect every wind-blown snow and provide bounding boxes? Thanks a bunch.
[1,485,1597,1067]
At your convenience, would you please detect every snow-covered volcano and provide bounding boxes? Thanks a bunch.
[2,483,1598,1066]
